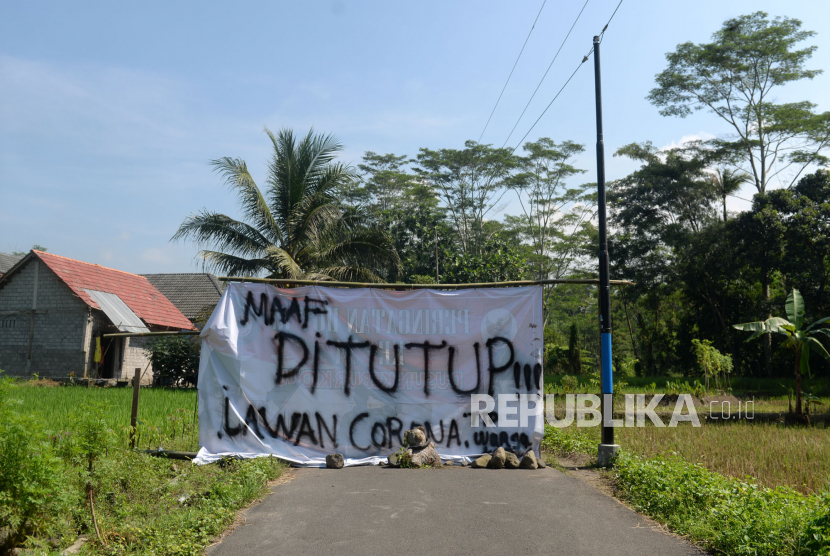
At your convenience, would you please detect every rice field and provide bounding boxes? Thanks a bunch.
[546,420,830,495]
[617,423,830,495]
[13,383,830,495]
[10,383,199,451]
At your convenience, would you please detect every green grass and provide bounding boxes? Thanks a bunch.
[542,424,830,555]
[12,383,199,451]
[0,380,284,555]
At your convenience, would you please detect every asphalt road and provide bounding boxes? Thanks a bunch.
[208,465,705,556]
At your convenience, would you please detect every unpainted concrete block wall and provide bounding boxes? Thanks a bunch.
[0,261,89,378]
[123,337,154,384]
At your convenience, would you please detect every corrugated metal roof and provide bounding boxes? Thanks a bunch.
[84,289,150,333]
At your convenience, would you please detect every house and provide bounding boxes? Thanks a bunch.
[0,253,23,277]
[141,273,226,323]
[0,250,195,382]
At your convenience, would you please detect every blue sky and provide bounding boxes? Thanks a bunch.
[1,1,829,273]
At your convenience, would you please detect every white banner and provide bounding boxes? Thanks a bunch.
[194,283,544,466]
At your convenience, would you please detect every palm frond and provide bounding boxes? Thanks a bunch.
[210,157,281,244]
[292,203,342,253]
[312,225,402,277]
[315,266,386,283]
[262,246,303,279]
[198,250,270,277]
[172,211,270,257]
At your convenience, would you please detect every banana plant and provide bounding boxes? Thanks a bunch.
[734,289,830,416]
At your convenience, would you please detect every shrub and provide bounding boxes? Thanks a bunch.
[150,336,201,387]
[0,377,73,551]
[691,339,732,391]
[799,493,830,555]
[544,344,570,374]
[560,375,579,393]
[615,452,826,556]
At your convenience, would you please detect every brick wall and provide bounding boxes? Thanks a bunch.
[0,260,90,378]
[122,336,154,384]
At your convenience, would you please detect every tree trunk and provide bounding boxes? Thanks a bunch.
[762,279,772,377]
[794,350,803,416]
[722,194,728,222]
[623,298,640,363]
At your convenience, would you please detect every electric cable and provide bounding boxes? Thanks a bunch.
[478,0,547,143]
[501,0,591,148]
[507,46,593,153]
[506,0,625,153]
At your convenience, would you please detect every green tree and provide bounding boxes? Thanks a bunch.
[733,195,787,376]
[766,170,830,316]
[608,143,719,375]
[648,12,830,193]
[709,169,748,222]
[734,289,830,415]
[355,152,415,214]
[149,336,201,387]
[509,138,590,280]
[351,151,448,282]
[414,141,517,257]
[173,129,400,281]
[11,244,47,256]
[438,230,529,284]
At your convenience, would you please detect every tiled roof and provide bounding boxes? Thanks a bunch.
[0,253,23,275]
[32,251,196,330]
[141,273,226,320]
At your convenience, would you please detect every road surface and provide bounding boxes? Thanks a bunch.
[208,465,705,556]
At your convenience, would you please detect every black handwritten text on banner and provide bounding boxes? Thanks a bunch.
[195,283,544,466]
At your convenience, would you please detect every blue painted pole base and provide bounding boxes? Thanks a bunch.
[601,332,613,394]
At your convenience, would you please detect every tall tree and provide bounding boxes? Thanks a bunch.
[172,128,400,281]
[414,141,517,256]
[648,12,830,193]
[709,168,748,221]
[509,138,591,281]
[767,170,830,316]
[355,152,414,214]
[506,138,594,326]
[609,143,719,375]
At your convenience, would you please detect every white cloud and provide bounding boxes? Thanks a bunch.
[660,131,716,151]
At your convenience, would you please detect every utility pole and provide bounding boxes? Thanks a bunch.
[593,35,619,466]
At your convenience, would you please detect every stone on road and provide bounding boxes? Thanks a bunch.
[208,466,703,556]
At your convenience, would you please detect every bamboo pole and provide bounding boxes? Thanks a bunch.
[102,330,200,338]
[217,276,635,289]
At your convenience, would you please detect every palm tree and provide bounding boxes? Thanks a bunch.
[710,169,748,222]
[173,128,400,281]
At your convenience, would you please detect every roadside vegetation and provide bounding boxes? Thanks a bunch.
[542,423,830,555]
[0,378,283,555]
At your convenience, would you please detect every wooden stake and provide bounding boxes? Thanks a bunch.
[129,368,141,449]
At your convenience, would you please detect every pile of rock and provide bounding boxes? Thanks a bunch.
[470,447,545,470]
[387,426,443,468]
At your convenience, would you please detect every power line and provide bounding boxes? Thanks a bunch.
[508,46,594,154]
[477,0,547,143]
[507,0,625,154]
[501,0,591,148]
[598,0,624,42]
